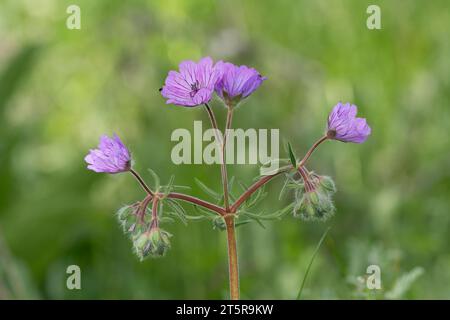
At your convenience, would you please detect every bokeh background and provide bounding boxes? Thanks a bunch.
[1,0,449,299]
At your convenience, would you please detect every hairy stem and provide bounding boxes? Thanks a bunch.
[224,214,239,300]
[204,103,231,211]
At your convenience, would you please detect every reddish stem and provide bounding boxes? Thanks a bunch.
[230,168,289,213]
[224,214,239,300]
[150,196,159,229]
[130,169,154,196]
[138,194,153,223]
[298,135,328,167]
[298,166,314,192]
[167,192,226,216]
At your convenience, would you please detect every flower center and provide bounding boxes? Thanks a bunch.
[190,80,200,97]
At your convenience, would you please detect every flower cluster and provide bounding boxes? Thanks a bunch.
[84,56,372,263]
[292,169,337,221]
[116,197,171,260]
[160,57,266,107]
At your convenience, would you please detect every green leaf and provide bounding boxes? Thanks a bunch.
[194,178,221,200]
[234,220,251,228]
[162,175,175,196]
[184,214,209,221]
[193,204,220,217]
[165,199,187,225]
[238,180,266,209]
[246,188,267,209]
[170,185,192,191]
[240,212,266,229]
[259,159,291,176]
[287,142,297,167]
[115,205,133,219]
[147,168,160,190]
[159,216,175,224]
[278,173,293,200]
[240,203,292,222]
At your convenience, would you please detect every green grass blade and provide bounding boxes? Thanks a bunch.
[296,227,331,300]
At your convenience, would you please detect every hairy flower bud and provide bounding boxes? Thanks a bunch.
[213,216,226,230]
[294,189,335,221]
[133,227,171,260]
[317,175,337,194]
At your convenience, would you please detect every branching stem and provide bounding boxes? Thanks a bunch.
[128,127,328,300]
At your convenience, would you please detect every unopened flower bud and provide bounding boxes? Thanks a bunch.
[133,227,171,260]
[294,189,335,221]
[317,175,336,194]
[213,216,226,230]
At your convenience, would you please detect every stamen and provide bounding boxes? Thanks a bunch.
[190,80,200,97]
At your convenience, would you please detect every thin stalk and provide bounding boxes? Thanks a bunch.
[204,103,230,211]
[149,196,159,230]
[222,107,234,211]
[230,165,292,212]
[130,169,225,216]
[130,169,154,196]
[138,194,153,224]
[298,135,328,168]
[298,166,314,192]
[224,214,239,300]
[167,192,226,216]
[230,136,328,212]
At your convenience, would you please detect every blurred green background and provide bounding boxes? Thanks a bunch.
[1,0,449,299]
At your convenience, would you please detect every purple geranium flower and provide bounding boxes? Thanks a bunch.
[85,134,131,173]
[161,57,223,107]
[215,62,266,105]
[327,102,371,143]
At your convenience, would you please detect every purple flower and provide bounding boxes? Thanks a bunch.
[161,57,223,107]
[215,62,266,105]
[85,134,131,173]
[327,102,371,143]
